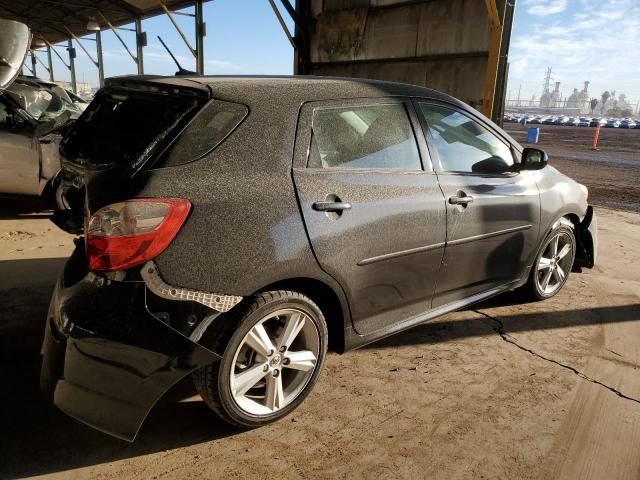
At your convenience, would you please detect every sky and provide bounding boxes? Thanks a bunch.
[30,0,639,107]
[31,0,294,88]
[508,0,640,106]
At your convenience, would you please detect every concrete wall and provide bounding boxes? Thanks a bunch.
[308,0,492,107]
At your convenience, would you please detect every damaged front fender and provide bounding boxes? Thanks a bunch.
[575,205,597,268]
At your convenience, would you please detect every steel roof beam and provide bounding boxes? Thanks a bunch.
[38,0,129,15]
[32,51,52,78]
[65,26,99,68]
[158,0,196,58]
[268,0,295,49]
[45,39,71,70]
[96,9,139,64]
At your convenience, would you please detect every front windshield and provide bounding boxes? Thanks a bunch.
[5,82,82,121]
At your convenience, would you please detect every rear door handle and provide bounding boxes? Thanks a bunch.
[449,195,474,205]
[312,201,352,212]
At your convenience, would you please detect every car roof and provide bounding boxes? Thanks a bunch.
[106,74,469,110]
[104,74,523,153]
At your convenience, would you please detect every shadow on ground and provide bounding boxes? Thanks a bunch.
[1,257,639,478]
[0,194,52,220]
[0,257,241,479]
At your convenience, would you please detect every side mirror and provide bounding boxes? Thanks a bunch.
[520,148,548,171]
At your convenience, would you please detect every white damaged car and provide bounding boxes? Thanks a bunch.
[0,19,82,198]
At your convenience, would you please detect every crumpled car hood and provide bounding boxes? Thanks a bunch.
[0,19,31,90]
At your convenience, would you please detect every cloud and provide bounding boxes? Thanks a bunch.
[144,44,243,72]
[102,49,132,61]
[524,0,568,16]
[509,0,640,103]
[206,59,243,71]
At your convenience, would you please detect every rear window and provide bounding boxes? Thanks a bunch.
[61,87,206,171]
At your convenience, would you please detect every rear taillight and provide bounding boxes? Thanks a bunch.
[86,198,191,272]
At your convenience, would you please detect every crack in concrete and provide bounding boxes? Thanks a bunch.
[473,309,640,405]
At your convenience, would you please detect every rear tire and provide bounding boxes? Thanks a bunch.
[193,290,328,428]
[524,223,576,301]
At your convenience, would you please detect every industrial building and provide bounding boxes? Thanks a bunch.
[0,0,516,123]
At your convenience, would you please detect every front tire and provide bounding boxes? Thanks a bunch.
[524,223,576,301]
[193,290,328,428]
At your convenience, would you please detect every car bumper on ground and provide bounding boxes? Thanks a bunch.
[40,250,222,442]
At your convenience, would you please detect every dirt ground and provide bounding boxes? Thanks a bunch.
[1,200,640,479]
[505,124,640,212]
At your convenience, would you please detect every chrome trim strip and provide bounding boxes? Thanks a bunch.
[358,241,446,266]
[447,224,532,247]
[141,261,242,312]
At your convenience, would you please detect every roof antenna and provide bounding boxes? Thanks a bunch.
[156,35,196,76]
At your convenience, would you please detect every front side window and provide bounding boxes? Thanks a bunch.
[309,103,421,170]
[418,103,514,174]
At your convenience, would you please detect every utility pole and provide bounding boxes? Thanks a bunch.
[542,67,552,93]
[540,67,553,107]
[517,84,521,107]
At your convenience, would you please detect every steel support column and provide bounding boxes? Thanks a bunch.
[492,0,515,125]
[481,0,504,121]
[66,28,99,67]
[96,30,105,87]
[33,51,53,78]
[46,44,54,81]
[68,39,77,93]
[292,0,311,75]
[135,18,145,74]
[195,0,205,74]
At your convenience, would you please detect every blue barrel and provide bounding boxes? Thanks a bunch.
[527,127,540,144]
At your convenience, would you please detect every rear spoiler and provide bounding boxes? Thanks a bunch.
[103,75,211,99]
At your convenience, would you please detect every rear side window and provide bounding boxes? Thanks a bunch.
[156,99,248,168]
[309,103,421,170]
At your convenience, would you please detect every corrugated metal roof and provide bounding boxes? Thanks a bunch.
[0,0,209,45]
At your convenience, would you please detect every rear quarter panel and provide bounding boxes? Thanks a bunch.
[136,99,343,301]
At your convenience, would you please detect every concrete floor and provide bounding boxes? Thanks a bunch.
[1,207,639,479]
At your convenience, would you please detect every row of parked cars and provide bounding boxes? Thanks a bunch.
[504,114,639,129]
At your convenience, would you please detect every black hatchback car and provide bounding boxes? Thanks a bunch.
[41,76,597,441]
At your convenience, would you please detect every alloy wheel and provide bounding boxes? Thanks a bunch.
[229,308,320,416]
[535,231,573,295]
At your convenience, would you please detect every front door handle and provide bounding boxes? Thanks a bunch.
[449,195,474,205]
[312,201,352,212]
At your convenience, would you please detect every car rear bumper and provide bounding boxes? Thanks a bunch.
[40,251,221,442]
